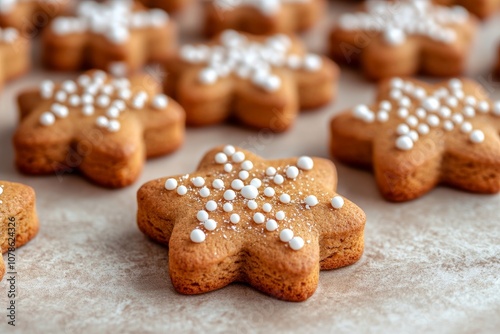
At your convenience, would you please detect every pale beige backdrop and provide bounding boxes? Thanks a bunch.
[0,1,499,333]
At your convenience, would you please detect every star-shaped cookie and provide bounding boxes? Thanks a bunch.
[330,77,500,202]
[204,0,325,36]
[137,146,366,301]
[41,0,176,75]
[0,181,39,281]
[0,26,30,90]
[164,30,339,132]
[13,70,185,188]
[329,0,477,80]
[433,0,500,19]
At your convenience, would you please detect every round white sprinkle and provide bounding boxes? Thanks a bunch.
[377,111,389,122]
[253,213,265,224]
[463,106,475,118]
[423,97,440,111]
[205,200,217,212]
[266,167,277,176]
[197,210,209,222]
[250,178,262,188]
[275,211,285,221]
[460,122,473,133]
[96,116,109,128]
[223,203,233,212]
[262,203,272,213]
[493,102,500,116]
[52,104,69,118]
[199,187,210,197]
[427,115,440,127]
[192,177,205,187]
[215,152,228,164]
[416,108,427,119]
[273,175,284,185]
[264,187,275,197]
[177,186,187,196]
[230,214,240,224]
[231,179,244,190]
[280,194,291,204]
[39,112,55,126]
[232,152,245,163]
[397,124,410,135]
[406,116,419,128]
[331,196,344,209]
[96,95,110,108]
[397,108,409,119]
[289,237,305,251]
[266,219,278,232]
[223,145,236,156]
[452,113,464,124]
[279,229,294,242]
[470,130,485,143]
[224,190,236,201]
[224,163,233,173]
[247,200,258,210]
[212,179,224,189]
[305,195,318,207]
[286,166,299,179]
[297,156,314,170]
[238,170,249,180]
[190,229,205,243]
[82,105,94,116]
[165,178,177,190]
[417,124,430,135]
[408,130,419,142]
[477,101,490,113]
[396,136,414,151]
[204,219,217,231]
[199,68,218,84]
[241,185,258,199]
[106,106,120,119]
[241,160,253,171]
[443,120,454,132]
[152,94,169,109]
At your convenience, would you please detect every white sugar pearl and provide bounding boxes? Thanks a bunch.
[266,219,278,231]
[275,211,285,221]
[470,130,485,143]
[52,105,69,118]
[253,213,265,224]
[204,219,217,231]
[443,120,454,132]
[414,88,427,100]
[177,185,188,196]
[452,113,464,124]
[264,187,275,197]
[69,95,81,107]
[417,124,430,135]
[465,96,477,106]
[454,90,465,99]
[215,152,228,164]
[390,78,404,89]
[477,101,489,113]
[165,178,177,190]
[406,116,418,127]
[331,196,344,209]
[106,106,120,119]
[223,145,236,156]
[190,229,205,243]
[82,104,95,116]
[397,108,409,119]
[280,194,291,204]
[279,229,294,242]
[152,94,169,109]
[247,200,258,210]
[460,122,473,133]
[263,203,272,213]
[39,112,55,126]
[197,67,216,86]
[377,111,389,122]
[241,160,253,171]
[224,163,233,172]
[249,179,260,188]
[449,79,462,90]
[439,107,452,119]
[223,203,233,212]
[96,116,109,128]
[266,167,277,176]
[119,89,132,100]
[423,97,440,111]
[446,96,458,108]
[462,106,475,118]
[199,187,210,197]
[273,175,284,185]
[192,177,205,187]
[399,97,411,108]
[230,214,240,224]
[232,152,245,163]
[108,120,121,132]
[262,75,281,92]
[427,115,440,127]
[224,190,236,201]
[197,210,209,222]
[384,28,405,45]
[241,185,258,199]
[239,171,249,180]
[231,179,244,190]
[97,95,110,108]
[416,108,427,119]
[408,130,419,142]
[205,200,217,212]
[397,124,410,135]
[493,101,500,116]
[62,80,77,93]
[212,179,224,189]
[289,237,304,251]
[132,97,146,109]
[303,54,322,71]
[286,166,299,179]
[305,195,318,207]
[396,136,414,151]
[55,91,67,102]
[379,100,392,110]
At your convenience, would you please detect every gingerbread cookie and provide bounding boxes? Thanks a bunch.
[164,30,339,132]
[329,1,476,80]
[433,0,500,19]
[137,0,192,13]
[0,0,70,33]
[42,1,176,75]
[0,26,31,90]
[330,77,500,202]
[204,0,325,36]
[13,70,185,188]
[0,181,39,281]
[137,146,366,301]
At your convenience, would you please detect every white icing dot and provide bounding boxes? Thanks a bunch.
[408,130,419,142]
[493,102,500,116]
[204,219,217,231]
[279,229,294,242]
[331,196,344,209]
[241,185,258,199]
[241,160,253,171]
[108,120,121,133]
[165,178,177,190]
[280,194,291,204]
[423,97,440,111]
[265,219,278,232]
[247,200,258,210]
[470,130,485,143]
[55,91,67,103]
[417,124,430,135]
[224,190,236,201]
[197,210,209,222]
[452,113,464,124]
[224,163,233,173]
[443,120,454,132]
[477,101,489,113]
[289,237,304,251]
[285,166,299,179]
[190,229,205,243]
[215,152,228,164]
[379,100,392,110]
[223,145,236,156]
[460,122,473,133]
[96,116,109,128]
[273,175,284,185]
[303,54,322,71]
[106,106,120,119]
[192,177,205,187]
[253,213,265,224]
[264,187,275,197]
[231,179,244,190]
[377,111,389,122]
[397,124,410,135]
[262,203,272,213]
[177,185,187,196]
[416,108,427,119]
[69,95,81,107]
[462,106,475,118]
[232,152,245,163]
[396,136,414,151]
[62,80,77,94]
[39,112,55,126]
[96,94,110,108]
[238,171,249,180]
[223,203,233,212]
[205,200,217,212]
[212,179,224,189]
[250,178,262,188]
[266,167,276,176]
[152,94,169,110]
[384,28,405,45]
[304,195,318,207]
[230,214,240,224]
[427,115,440,127]
[82,105,95,116]
[399,97,411,108]
[397,108,409,119]
[275,211,285,221]
[199,187,210,198]
[390,78,404,89]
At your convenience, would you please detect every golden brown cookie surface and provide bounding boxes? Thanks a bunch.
[137,0,192,12]
[164,30,339,132]
[137,146,366,301]
[0,181,39,281]
[14,70,185,188]
[42,1,176,75]
[0,26,31,90]
[330,77,500,202]
[329,1,477,80]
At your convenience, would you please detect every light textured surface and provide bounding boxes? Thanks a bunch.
[1,2,500,333]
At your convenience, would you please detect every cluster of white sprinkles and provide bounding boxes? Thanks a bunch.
[179,29,323,91]
[353,78,500,151]
[164,145,345,251]
[37,70,169,132]
[339,0,468,45]
[51,0,169,44]
[214,0,309,15]
[0,27,20,43]
[0,185,4,205]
